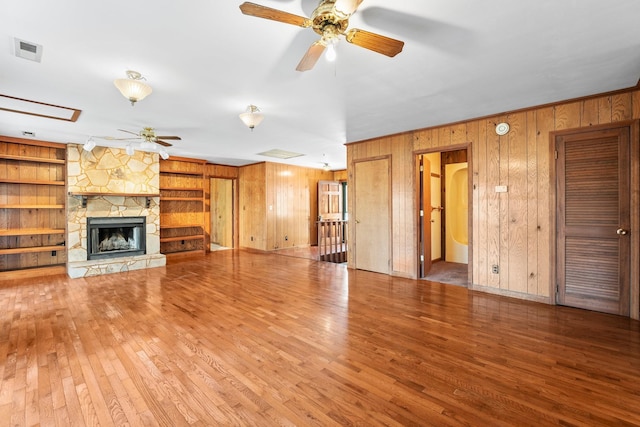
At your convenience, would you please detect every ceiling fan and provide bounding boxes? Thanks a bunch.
[93,127,180,158]
[115,127,181,147]
[239,0,404,71]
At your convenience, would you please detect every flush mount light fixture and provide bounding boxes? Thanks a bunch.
[239,104,264,130]
[495,122,510,136]
[114,70,152,106]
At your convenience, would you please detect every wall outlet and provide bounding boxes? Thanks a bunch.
[492,264,500,274]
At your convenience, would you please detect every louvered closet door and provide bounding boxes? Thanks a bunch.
[556,125,630,315]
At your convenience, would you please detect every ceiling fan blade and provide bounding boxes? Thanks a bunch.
[334,0,364,16]
[118,129,140,136]
[296,41,326,72]
[156,135,181,140]
[345,28,404,57]
[155,140,173,147]
[239,2,311,28]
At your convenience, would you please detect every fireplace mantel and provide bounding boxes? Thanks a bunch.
[68,192,160,208]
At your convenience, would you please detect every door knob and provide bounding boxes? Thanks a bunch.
[355,219,360,224]
[616,228,629,235]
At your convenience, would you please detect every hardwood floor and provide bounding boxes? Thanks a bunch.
[1,250,640,426]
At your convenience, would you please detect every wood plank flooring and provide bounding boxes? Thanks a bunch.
[1,250,640,426]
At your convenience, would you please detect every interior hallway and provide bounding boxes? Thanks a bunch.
[1,250,639,426]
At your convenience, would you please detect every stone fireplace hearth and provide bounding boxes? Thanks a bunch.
[66,144,166,278]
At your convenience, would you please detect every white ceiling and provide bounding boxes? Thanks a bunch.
[1,0,640,170]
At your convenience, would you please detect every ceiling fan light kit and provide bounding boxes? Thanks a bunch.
[239,0,404,72]
[114,70,152,106]
[239,104,264,130]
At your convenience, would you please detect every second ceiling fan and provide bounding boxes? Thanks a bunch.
[116,127,181,147]
[239,0,404,71]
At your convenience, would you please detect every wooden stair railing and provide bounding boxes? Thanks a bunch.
[317,220,348,263]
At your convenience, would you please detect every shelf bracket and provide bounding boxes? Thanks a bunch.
[81,195,88,208]
[145,197,151,209]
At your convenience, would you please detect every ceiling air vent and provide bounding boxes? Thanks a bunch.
[14,38,43,63]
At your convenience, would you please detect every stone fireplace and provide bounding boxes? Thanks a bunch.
[66,144,166,278]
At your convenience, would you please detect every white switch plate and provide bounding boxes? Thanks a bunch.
[495,185,508,193]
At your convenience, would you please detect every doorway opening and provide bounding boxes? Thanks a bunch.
[210,178,235,251]
[417,147,471,286]
[317,180,348,263]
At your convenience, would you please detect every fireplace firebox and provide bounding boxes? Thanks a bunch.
[87,216,146,260]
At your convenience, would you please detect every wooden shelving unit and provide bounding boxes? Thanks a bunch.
[0,135,67,278]
[159,157,207,257]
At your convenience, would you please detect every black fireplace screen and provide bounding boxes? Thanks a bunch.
[87,216,146,260]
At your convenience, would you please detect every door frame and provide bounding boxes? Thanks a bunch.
[550,120,640,319]
[414,143,473,284]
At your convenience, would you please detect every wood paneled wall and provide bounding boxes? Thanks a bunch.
[205,163,238,179]
[239,162,333,251]
[332,169,347,181]
[347,87,640,302]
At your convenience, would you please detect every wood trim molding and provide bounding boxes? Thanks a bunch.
[469,283,552,305]
[0,134,67,149]
[0,94,81,122]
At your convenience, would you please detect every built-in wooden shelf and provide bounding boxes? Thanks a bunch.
[160,234,205,243]
[0,245,65,255]
[164,249,206,258]
[158,169,204,176]
[0,154,65,164]
[0,228,65,236]
[159,157,206,257]
[0,178,64,186]
[160,187,203,191]
[0,204,65,209]
[0,135,67,279]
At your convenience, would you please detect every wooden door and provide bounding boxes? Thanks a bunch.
[417,155,432,277]
[210,178,234,248]
[318,180,342,221]
[556,125,631,315]
[354,158,390,274]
